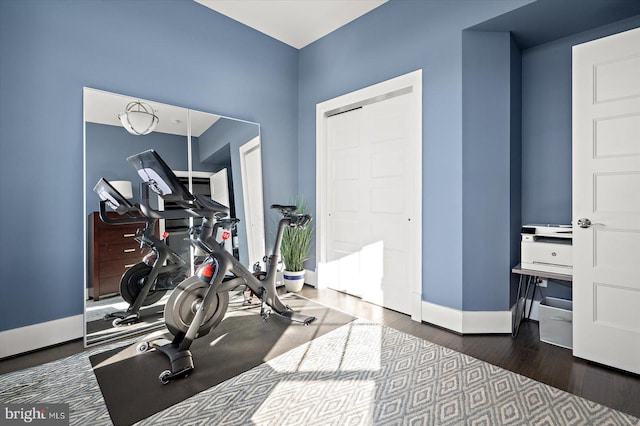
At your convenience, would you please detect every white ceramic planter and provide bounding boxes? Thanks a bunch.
[283,270,305,292]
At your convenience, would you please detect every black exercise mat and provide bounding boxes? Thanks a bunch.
[90,294,355,426]
[86,304,164,335]
[86,304,166,346]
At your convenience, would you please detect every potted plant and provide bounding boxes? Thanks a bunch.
[280,200,313,292]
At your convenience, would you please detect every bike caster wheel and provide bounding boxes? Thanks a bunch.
[112,318,135,327]
[159,370,172,385]
[136,342,150,353]
[112,314,140,328]
[261,310,271,322]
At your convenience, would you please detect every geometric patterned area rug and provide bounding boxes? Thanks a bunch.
[135,320,640,426]
[1,319,638,425]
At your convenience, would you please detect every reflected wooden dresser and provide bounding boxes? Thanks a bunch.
[88,212,146,300]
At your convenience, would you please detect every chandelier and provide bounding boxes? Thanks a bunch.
[118,100,159,135]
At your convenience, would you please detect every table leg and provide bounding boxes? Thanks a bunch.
[527,278,538,320]
[512,274,525,338]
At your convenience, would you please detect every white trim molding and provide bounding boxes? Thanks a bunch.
[303,268,318,287]
[421,300,511,334]
[0,315,83,359]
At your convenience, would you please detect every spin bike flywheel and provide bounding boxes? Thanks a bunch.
[164,276,229,338]
[120,262,166,307]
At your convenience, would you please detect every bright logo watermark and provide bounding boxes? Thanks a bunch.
[2,404,68,425]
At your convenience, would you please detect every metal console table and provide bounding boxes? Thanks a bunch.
[511,263,572,338]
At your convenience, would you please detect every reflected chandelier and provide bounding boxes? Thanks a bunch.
[118,100,159,135]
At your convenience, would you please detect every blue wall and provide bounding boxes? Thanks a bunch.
[520,15,640,301]
[0,0,298,331]
[298,0,532,311]
[461,31,516,311]
[199,118,260,163]
[509,37,523,305]
[521,14,640,226]
[2,0,640,335]
[299,1,640,313]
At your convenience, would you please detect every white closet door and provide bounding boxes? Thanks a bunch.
[326,93,417,315]
[572,27,640,375]
[326,107,364,295]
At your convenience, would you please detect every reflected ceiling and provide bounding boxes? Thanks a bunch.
[84,89,220,137]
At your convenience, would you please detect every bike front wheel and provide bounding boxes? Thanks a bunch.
[120,262,166,307]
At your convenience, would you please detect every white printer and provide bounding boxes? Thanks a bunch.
[521,224,572,275]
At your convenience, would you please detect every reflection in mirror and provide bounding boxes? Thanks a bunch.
[190,113,264,269]
[83,88,263,347]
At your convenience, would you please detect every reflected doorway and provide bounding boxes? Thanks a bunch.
[240,137,266,270]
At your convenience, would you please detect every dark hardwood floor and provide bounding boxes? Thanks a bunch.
[1,286,639,419]
[298,287,640,419]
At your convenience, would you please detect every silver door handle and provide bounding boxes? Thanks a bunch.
[577,218,591,228]
[577,218,604,228]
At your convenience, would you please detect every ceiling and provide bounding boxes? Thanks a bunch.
[196,0,640,51]
[194,0,388,49]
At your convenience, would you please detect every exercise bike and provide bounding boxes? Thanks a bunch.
[128,149,317,384]
[93,178,195,327]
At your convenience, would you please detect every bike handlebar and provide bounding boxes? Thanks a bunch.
[271,204,297,215]
[289,214,311,229]
[271,205,311,229]
[98,201,150,225]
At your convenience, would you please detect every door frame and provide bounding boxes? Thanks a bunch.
[316,69,423,321]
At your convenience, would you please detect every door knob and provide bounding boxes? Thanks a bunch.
[577,218,604,228]
[577,218,592,228]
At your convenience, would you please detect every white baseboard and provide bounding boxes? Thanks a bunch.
[0,315,84,359]
[421,300,511,334]
[304,268,317,287]
[422,300,463,332]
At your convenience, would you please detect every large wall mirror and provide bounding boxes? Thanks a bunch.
[83,88,265,347]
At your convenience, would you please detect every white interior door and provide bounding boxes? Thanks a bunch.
[240,137,266,269]
[326,93,417,315]
[572,27,640,375]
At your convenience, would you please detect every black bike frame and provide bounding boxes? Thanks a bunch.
[97,198,187,318]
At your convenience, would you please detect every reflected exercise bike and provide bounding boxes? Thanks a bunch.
[93,178,198,327]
